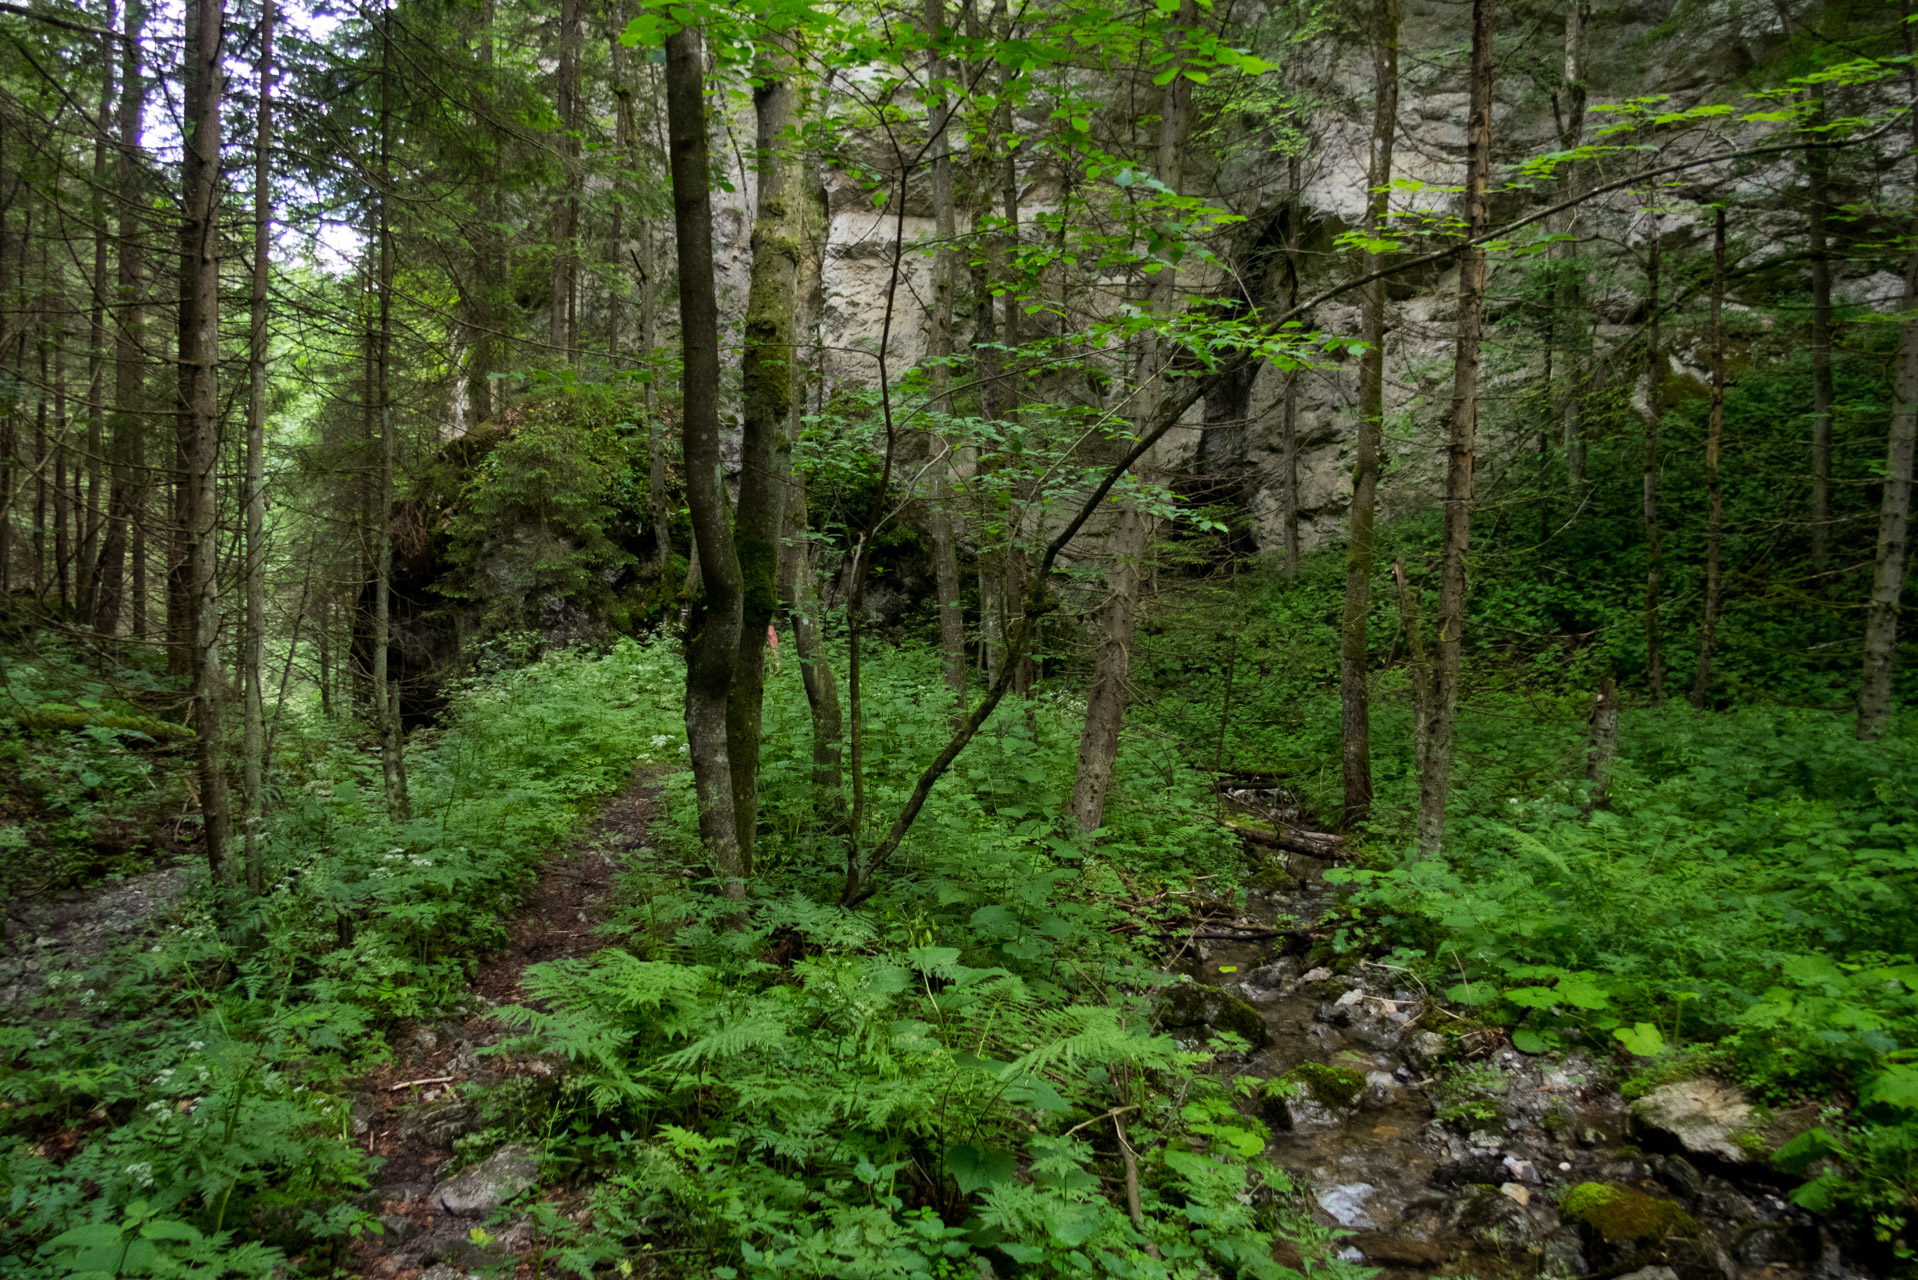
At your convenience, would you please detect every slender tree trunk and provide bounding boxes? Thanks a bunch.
[1337,0,1398,830]
[1643,211,1667,707]
[1068,21,1191,834]
[373,13,410,822]
[781,465,847,829]
[727,32,802,875]
[1558,0,1589,490]
[79,9,113,624]
[180,0,230,882]
[1413,0,1492,858]
[1394,558,1430,788]
[243,0,274,895]
[550,0,581,362]
[924,0,967,715]
[1692,207,1727,709]
[666,21,746,893]
[1857,71,1918,739]
[94,0,142,637]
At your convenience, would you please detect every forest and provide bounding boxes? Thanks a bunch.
[1,0,1917,1276]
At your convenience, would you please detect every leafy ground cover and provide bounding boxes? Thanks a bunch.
[1,640,1359,1280]
[1133,551,1918,1263]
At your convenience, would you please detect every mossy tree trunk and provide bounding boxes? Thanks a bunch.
[727,30,803,875]
[666,20,747,895]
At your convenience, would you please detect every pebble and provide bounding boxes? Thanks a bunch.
[1502,1155,1538,1183]
[1499,1182,1531,1206]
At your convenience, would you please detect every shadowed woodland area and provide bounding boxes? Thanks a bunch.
[2,0,1918,1276]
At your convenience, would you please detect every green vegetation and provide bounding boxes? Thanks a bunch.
[1558,1183,1698,1245]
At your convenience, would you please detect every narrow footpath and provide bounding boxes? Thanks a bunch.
[344,769,663,1280]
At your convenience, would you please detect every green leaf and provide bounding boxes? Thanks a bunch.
[1613,1022,1665,1056]
[1512,1029,1548,1054]
[945,1144,1018,1194]
[1862,1064,1918,1110]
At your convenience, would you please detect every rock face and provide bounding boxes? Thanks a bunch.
[431,1145,540,1217]
[1630,1079,1756,1164]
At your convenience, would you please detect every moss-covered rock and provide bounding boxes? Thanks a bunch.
[1558,1182,1697,1244]
[1154,982,1271,1048]
[1276,1061,1366,1109]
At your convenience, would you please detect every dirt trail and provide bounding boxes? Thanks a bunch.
[344,768,662,1280]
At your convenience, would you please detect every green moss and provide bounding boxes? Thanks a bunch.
[736,537,779,625]
[1155,983,1271,1048]
[1558,1182,1697,1243]
[1277,1062,1366,1110]
[13,707,194,743]
[1245,862,1298,893]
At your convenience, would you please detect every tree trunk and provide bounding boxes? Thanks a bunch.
[1692,207,1726,710]
[1337,0,1398,830]
[78,9,113,624]
[781,465,847,830]
[1857,78,1918,740]
[93,0,142,636]
[1394,558,1430,789]
[727,31,802,875]
[1413,0,1491,858]
[666,20,747,893]
[924,0,967,716]
[373,13,410,822]
[1558,0,1589,490]
[243,0,274,895]
[180,0,230,883]
[1643,211,1667,707]
[551,0,581,361]
[1067,19,1191,834]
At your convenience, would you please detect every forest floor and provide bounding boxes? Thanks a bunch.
[341,767,664,1280]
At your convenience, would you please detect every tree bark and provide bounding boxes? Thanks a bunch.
[1337,0,1398,830]
[1413,0,1491,858]
[1857,79,1918,740]
[727,31,802,875]
[93,0,143,636]
[78,14,113,623]
[1558,0,1589,490]
[243,0,274,895]
[180,0,230,882]
[1692,207,1726,710]
[1067,20,1191,835]
[666,20,746,892]
[551,0,582,361]
[373,11,410,822]
[924,0,967,716]
[1643,211,1667,707]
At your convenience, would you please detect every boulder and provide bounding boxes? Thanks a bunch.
[1630,1080,1756,1163]
[1155,982,1271,1048]
[401,1097,482,1150]
[1558,1181,1698,1246]
[432,1144,539,1217]
[1451,1183,1543,1248]
[1316,1182,1379,1229]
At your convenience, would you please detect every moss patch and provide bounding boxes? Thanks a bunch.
[1277,1061,1366,1109]
[1155,983,1271,1048]
[1558,1182,1697,1243]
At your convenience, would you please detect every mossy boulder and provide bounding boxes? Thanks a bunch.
[1277,1061,1366,1109]
[1558,1182,1697,1244]
[1155,983,1271,1048]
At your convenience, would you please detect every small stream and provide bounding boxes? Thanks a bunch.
[1160,839,1870,1280]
